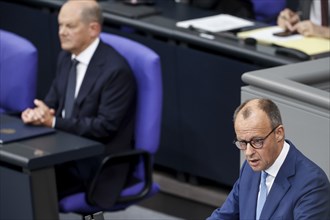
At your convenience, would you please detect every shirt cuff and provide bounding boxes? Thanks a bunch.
[52,117,56,128]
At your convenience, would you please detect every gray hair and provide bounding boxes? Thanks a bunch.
[79,0,104,26]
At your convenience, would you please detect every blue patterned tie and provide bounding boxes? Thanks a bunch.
[256,171,268,219]
[64,59,79,118]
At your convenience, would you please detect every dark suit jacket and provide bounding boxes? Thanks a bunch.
[208,140,330,220]
[45,40,136,207]
[298,0,330,23]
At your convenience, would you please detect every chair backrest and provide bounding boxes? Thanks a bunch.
[100,32,162,153]
[100,32,162,179]
[0,29,38,113]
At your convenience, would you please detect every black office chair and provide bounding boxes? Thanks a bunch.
[59,33,163,215]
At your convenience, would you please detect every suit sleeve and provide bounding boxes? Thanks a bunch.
[206,162,250,220]
[206,181,240,220]
[44,52,68,111]
[293,169,330,220]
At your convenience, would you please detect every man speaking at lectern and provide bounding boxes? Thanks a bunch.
[207,98,330,220]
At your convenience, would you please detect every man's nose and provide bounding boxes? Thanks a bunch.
[59,26,66,36]
[244,143,255,157]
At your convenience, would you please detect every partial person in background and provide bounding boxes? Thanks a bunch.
[21,0,136,207]
[189,0,254,19]
[188,0,288,25]
[207,98,330,220]
[277,0,330,38]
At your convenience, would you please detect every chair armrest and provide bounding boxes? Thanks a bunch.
[87,149,153,205]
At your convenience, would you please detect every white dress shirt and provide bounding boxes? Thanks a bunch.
[263,141,290,194]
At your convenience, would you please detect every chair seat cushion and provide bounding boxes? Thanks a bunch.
[59,183,160,214]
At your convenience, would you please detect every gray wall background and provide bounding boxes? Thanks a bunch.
[240,58,330,179]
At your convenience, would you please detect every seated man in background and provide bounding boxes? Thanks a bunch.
[277,0,330,38]
[208,98,330,220]
[21,0,136,207]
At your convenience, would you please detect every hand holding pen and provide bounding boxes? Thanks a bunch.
[277,8,301,32]
[277,8,330,38]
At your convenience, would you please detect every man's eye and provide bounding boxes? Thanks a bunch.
[253,139,263,144]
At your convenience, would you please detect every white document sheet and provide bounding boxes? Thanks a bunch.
[176,14,254,33]
[238,26,303,43]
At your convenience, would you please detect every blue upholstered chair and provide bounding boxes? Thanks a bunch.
[0,29,38,114]
[59,33,163,215]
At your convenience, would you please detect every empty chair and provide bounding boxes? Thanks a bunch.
[0,29,38,114]
[59,32,163,216]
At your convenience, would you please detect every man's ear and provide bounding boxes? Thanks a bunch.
[89,22,101,38]
[276,125,285,142]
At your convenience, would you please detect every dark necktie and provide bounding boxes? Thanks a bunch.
[321,0,329,26]
[64,59,79,118]
[256,171,268,220]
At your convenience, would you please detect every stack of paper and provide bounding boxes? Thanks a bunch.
[176,14,254,33]
[238,26,330,55]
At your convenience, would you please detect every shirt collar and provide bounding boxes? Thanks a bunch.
[265,141,290,178]
[71,37,100,65]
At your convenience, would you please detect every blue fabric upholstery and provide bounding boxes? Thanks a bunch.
[59,183,160,213]
[0,29,38,113]
[59,33,162,215]
[250,0,286,24]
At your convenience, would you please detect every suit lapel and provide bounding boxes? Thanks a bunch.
[75,42,104,108]
[260,143,296,219]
